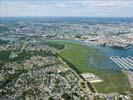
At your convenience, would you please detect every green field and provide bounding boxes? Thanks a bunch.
[0,39,9,45]
[44,40,130,93]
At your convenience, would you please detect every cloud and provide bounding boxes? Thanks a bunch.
[1,0,133,8]
[62,0,133,8]
[0,0,133,17]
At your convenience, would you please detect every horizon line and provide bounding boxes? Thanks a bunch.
[0,16,133,18]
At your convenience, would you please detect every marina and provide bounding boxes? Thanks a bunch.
[109,56,133,70]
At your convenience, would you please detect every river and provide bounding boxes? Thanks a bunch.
[59,40,133,71]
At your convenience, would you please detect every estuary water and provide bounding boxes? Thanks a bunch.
[89,45,133,71]
[60,40,133,71]
[90,45,133,57]
[61,40,133,57]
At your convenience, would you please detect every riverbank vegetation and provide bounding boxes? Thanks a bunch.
[44,40,130,93]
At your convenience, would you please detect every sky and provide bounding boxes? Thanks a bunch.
[0,0,133,17]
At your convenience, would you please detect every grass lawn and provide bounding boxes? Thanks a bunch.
[44,40,130,93]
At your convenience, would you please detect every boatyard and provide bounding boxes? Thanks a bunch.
[109,56,133,70]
